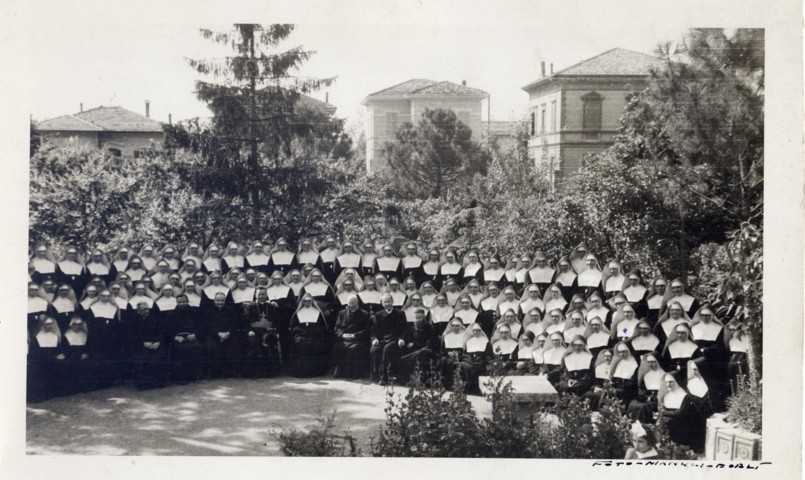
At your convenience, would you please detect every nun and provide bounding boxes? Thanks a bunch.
[439,318,468,389]
[400,242,425,285]
[419,281,438,308]
[543,284,568,314]
[585,349,614,407]
[686,360,715,420]
[318,236,341,284]
[463,279,484,309]
[621,270,649,319]
[658,371,706,452]
[297,238,323,273]
[559,335,594,396]
[482,255,506,287]
[265,271,296,362]
[664,278,700,318]
[335,278,361,312]
[522,308,545,338]
[626,320,661,360]
[31,244,58,284]
[231,274,256,305]
[334,240,363,278]
[600,261,627,298]
[442,278,462,307]
[374,244,403,281]
[511,331,538,375]
[201,243,223,276]
[459,323,493,394]
[268,238,299,276]
[27,282,52,334]
[56,247,88,297]
[244,240,271,274]
[285,269,306,299]
[584,316,612,359]
[453,294,480,329]
[421,249,442,290]
[299,269,337,328]
[359,240,378,278]
[386,278,407,308]
[542,309,566,337]
[690,306,728,411]
[562,310,587,344]
[202,271,232,307]
[182,243,205,267]
[627,353,666,423]
[653,301,692,345]
[401,293,430,324]
[660,323,702,386]
[110,247,132,274]
[125,256,149,282]
[519,284,546,320]
[287,293,332,378]
[490,323,519,372]
[429,294,454,336]
[138,245,159,272]
[609,341,640,407]
[438,250,464,287]
[27,315,67,401]
[492,308,523,342]
[461,250,484,288]
[567,242,590,275]
[610,303,641,343]
[645,278,668,328]
[724,321,751,394]
[357,276,384,315]
[221,242,245,274]
[86,249,115,285]
[51,283,79,331]
[573,254,604,298]
[332,295,371,379]
[527,252,556,295]
[553,257,577,301]
[543,332,568,386]
[62,315,92,395]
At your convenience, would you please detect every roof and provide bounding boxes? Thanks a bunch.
[363,79,488,104]
[37,106,164,132]
[522,48,664,91]
[485,121,519,136]
[294,93,337,115]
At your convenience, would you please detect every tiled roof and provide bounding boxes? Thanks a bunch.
[37,106,164,132]
[364,79,488,103]
[523,48,663,91]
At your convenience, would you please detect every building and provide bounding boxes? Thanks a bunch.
[36,104,164,157]
[484,120,521,153]
[362,79,489,174]
[522,48,664,187]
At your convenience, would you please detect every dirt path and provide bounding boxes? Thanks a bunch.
[26,377,492,456]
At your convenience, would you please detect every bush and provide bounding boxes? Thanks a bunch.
[276,411,359,456]
[725,374,762,435]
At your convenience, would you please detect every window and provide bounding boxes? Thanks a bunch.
[530,112,535,136]
[540,105,546,133]
[582,92,603,138]
[107,148,122,157]
[551,100,557,132]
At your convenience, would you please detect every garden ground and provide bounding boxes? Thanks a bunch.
[26,377,492,456]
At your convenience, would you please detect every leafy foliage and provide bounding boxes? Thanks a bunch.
[382,108,489,198]
[276,411,360,456]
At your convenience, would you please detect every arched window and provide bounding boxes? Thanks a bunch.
[581,91,603,139]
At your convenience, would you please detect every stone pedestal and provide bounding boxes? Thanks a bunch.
[705,413,762,461]
[479,375,559,420]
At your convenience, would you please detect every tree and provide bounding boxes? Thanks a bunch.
[382,108,489,198]
[185,24,335,233]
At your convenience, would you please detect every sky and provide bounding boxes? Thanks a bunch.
[18,3,700,134]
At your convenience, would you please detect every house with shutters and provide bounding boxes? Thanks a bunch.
[522,48,664,188]
[362,79,489,174]
[36,104,164,157]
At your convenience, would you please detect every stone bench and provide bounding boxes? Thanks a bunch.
[478,375,559,420]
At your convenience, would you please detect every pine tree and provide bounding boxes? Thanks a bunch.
[186,24,335,233]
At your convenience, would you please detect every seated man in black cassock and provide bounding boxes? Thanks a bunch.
[169,294,207,384]
[332,294,371,379]
[241,287,281,377]
[370,293,406,385]
[204,292,241,378]
[396,307,438,385]
[130,301,170,389]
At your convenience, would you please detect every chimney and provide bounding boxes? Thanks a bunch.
[541,62,546,78]
[145,100,150,118]
[325,92,329,104]
[462,80,466,86]
[550,63,554,75]
[168,113,172,125]
[80,102,83,112]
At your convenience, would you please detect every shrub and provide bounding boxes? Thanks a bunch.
[725,374,762,435]
[276,411,359,456]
